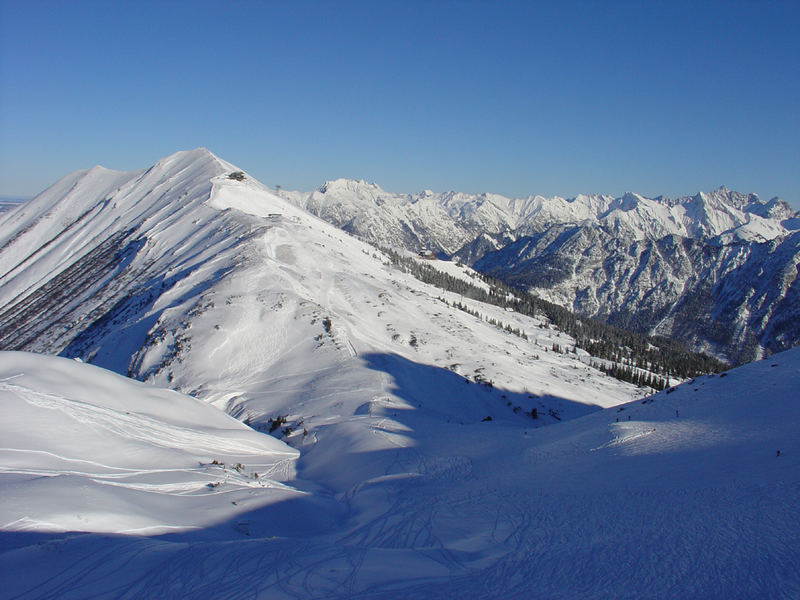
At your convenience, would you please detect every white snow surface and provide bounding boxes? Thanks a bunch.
[1,149,798,598]
[0,352,299,536]
[2,348,798,599]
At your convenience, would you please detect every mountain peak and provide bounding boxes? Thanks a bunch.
[151,147,232,173]
[618,192,643,210]
[118,148,239,198]
[318,178,383,193]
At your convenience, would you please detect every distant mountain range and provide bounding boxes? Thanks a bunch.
[0,197,28,214]
[283,181,800,363]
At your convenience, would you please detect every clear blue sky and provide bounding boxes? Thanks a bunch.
[1,0,798,207]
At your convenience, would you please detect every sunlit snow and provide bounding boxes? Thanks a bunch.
[1,149,798,599]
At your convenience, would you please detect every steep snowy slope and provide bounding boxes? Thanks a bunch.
[0,149,248,358]
[476,226,800,363]
[2,343,797,598]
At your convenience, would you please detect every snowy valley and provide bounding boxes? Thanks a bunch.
[0,149,798,598]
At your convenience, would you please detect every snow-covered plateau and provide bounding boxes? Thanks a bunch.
[1,149,798,598]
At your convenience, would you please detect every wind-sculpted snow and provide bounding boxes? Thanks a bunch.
[2,348,798,598]
[0,352,299,536]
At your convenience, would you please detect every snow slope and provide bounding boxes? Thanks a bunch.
[0,352,299,535]
[1,150,797,598]
[2,347,798,598]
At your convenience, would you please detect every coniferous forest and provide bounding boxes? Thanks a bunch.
[379,247,727,386]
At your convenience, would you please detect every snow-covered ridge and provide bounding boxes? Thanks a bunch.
[1,148,798,598]
[0,146,642,443]
[282,179,798,254]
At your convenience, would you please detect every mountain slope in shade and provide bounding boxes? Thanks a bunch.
[475,226,800,363]
[2,345,798,598]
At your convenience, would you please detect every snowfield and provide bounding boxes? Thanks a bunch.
[1,349,798,599]
[0,352,299,536]
[0,149,798,598]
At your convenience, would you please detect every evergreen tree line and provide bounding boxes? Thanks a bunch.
[591,361,670,391]
[439,297,528,340]
[377,246,727,382]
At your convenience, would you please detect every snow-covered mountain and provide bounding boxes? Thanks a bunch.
[476,226,800,364]
[0,149,632,417]
[284,181,800,362]
[283,181,797,253]
[1,149,797,597]
[0,147,643,507]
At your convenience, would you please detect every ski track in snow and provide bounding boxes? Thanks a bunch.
[0,378,281,456]
[5,484,797,599]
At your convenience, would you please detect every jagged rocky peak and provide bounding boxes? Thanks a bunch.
[685,186,757,212]
[753,196,796,220]
[683,186,797,221]
[616,192,644,211]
